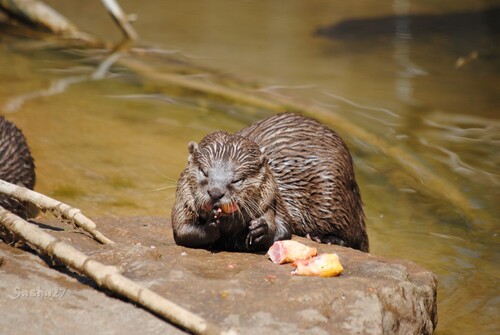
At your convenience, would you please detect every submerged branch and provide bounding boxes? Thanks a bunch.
[118,56,474,218]
[3,74,89,113]
[3,45,126,112]
[0,207,232,335]
[0,179,114,244]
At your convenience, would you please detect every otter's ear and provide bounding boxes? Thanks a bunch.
[188,141,198,155]
[188,141,198,163]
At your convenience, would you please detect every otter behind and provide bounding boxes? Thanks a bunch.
[0,116,36,219]
[171,113,369,252]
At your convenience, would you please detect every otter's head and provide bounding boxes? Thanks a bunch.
[186,131,267,217]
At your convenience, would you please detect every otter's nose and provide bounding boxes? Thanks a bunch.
[207,188,225,201]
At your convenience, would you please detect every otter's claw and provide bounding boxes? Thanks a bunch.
[205,207,222,225]
[246,218,269,247]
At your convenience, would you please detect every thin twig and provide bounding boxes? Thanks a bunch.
[0,179,114,244]
[0,207,233,335]
[100,0,138,41]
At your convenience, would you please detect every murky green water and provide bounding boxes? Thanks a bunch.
[1,1,499,334]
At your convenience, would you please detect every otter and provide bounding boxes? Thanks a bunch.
[0,116,36,219]
[171,113,369,252]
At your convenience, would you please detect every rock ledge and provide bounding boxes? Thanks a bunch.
[0,216,437,334]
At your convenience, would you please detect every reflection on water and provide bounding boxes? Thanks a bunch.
[1,1,499,334]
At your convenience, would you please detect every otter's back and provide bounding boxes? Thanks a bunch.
[0,116,36,218]
[237,113,367,251]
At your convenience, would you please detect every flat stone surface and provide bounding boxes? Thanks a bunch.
[0,216,437,334]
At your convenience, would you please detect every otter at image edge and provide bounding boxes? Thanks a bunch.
[171,113,369,252]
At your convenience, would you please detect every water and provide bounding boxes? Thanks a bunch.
[1,1,499,333]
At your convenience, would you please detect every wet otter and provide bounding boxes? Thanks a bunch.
[172,113,369,252]
[0,116,36,219]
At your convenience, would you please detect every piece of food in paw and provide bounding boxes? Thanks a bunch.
[291,253,343,277]
[267,240,317,264]
[221,202,239,214]
[213,208,222,219]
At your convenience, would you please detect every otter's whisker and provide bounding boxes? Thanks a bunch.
[154,185,178,191]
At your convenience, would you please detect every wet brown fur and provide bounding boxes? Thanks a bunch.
[172,113,369,252]
[0,116,36,219]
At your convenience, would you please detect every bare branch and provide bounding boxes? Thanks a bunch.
[0,0,96,42]
[0,179,114,244]
[0,207,234,335]
[100,0,138,41]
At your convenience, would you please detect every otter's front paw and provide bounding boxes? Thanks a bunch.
[206,221,220,238]
[246,218,273,250]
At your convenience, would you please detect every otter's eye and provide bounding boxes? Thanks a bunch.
[231,178,244,186]
[199,167,208,178]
